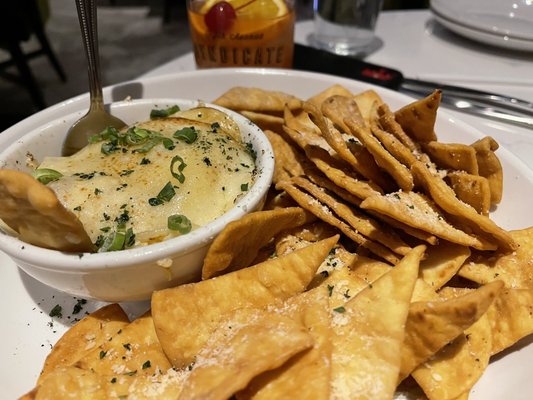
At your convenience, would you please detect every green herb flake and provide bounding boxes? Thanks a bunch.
[49,304,63,318]
[123,343,132,351]
[241,183,249,191]
[327,284,334,297]
[333,306,346,314]
[99,350,107,359]
[142,360,151,370]
[72,298,87,315]
[110,377,117,384]
[140,157,151,165]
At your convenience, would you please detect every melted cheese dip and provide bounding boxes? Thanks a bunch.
[38,108,256,250]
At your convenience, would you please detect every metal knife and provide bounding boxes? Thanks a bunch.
[293,43,533,129]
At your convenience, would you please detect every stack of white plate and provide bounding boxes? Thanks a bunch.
[430,0,533,51]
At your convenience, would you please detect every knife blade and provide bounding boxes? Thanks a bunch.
[293,43,533,129]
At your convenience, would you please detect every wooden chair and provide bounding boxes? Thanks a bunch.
[0,0,66,110]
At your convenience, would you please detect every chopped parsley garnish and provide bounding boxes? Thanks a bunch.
[140,157,151,165]
[241,183,249,191]
[174,127,198,144]
[94,188,103,195]
[110,377,117,384]
[168,214,192,234]
[32,168,63,184]
[120,169,134,177]
[72,298,87,315]
[245,142,257,161]
[327,284,334,297]
[125,370,137,376]
[99,350,107,359]
[142,360,151,369]
[150,105,180,119]
[333,306,346,313]
[73,206,82,211]
[123,343,131,351]
[49,304,63,318]
[203,157,212,166]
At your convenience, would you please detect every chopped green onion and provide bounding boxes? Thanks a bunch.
[32,168,63,184]
[170,155,187,183]
[97,222,134,252]
[150,105,180,119]
[158,182,176,202]
[173,127,198,144]
[168,214,192,234]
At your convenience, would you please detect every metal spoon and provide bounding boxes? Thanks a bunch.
[62,0,126,156]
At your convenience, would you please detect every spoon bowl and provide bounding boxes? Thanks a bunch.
[62,0,126,156]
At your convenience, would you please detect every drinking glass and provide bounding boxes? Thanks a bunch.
[311,0,384,56]
[187,0,295,68]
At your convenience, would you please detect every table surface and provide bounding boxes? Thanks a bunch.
[143,10,533,171]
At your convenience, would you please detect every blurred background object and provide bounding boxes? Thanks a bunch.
[0,0,428,131]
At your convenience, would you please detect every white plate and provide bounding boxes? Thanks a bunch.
[1,68,532,398]
[431,0,533,51]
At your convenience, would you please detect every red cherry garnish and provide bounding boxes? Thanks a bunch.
[204,1,237,34]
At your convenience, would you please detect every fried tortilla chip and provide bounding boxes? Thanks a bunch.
[213,86,302,114]
[394,90,441,143]
[38,304,129,384]
[307,84,354,109]
[345,116,414,191]
[0,169,94,252]
[277,180,400,264]
[458,227,533,288]
[290,176,412,256]
[28,366,187,399]
[411,161,514,251]
[303,101,393,190]
[178,308,313,400]
[265,130,307,184]
[486,287,533,354]
[330,245,424,399]
[75,311,172,376]
[360,191,492,250]
[303,144,382,199]
[152,235,338,368]
[240,110,284,133]
[447,171,491,215]
[202,207,314,279]
[369,102,418,167]
[353,89,384,126]
[321,94,366,132]
[238,288,332,400]
[377,103,419,152]
[419,241,471,290]
[412,314,493,400]
[423,141,479,174]
[471,136,503,205]
[399,281,503,381]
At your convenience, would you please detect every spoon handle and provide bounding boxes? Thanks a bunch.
[75,0,104,111]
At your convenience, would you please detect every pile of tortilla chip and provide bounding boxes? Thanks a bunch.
[24,86,533,400]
